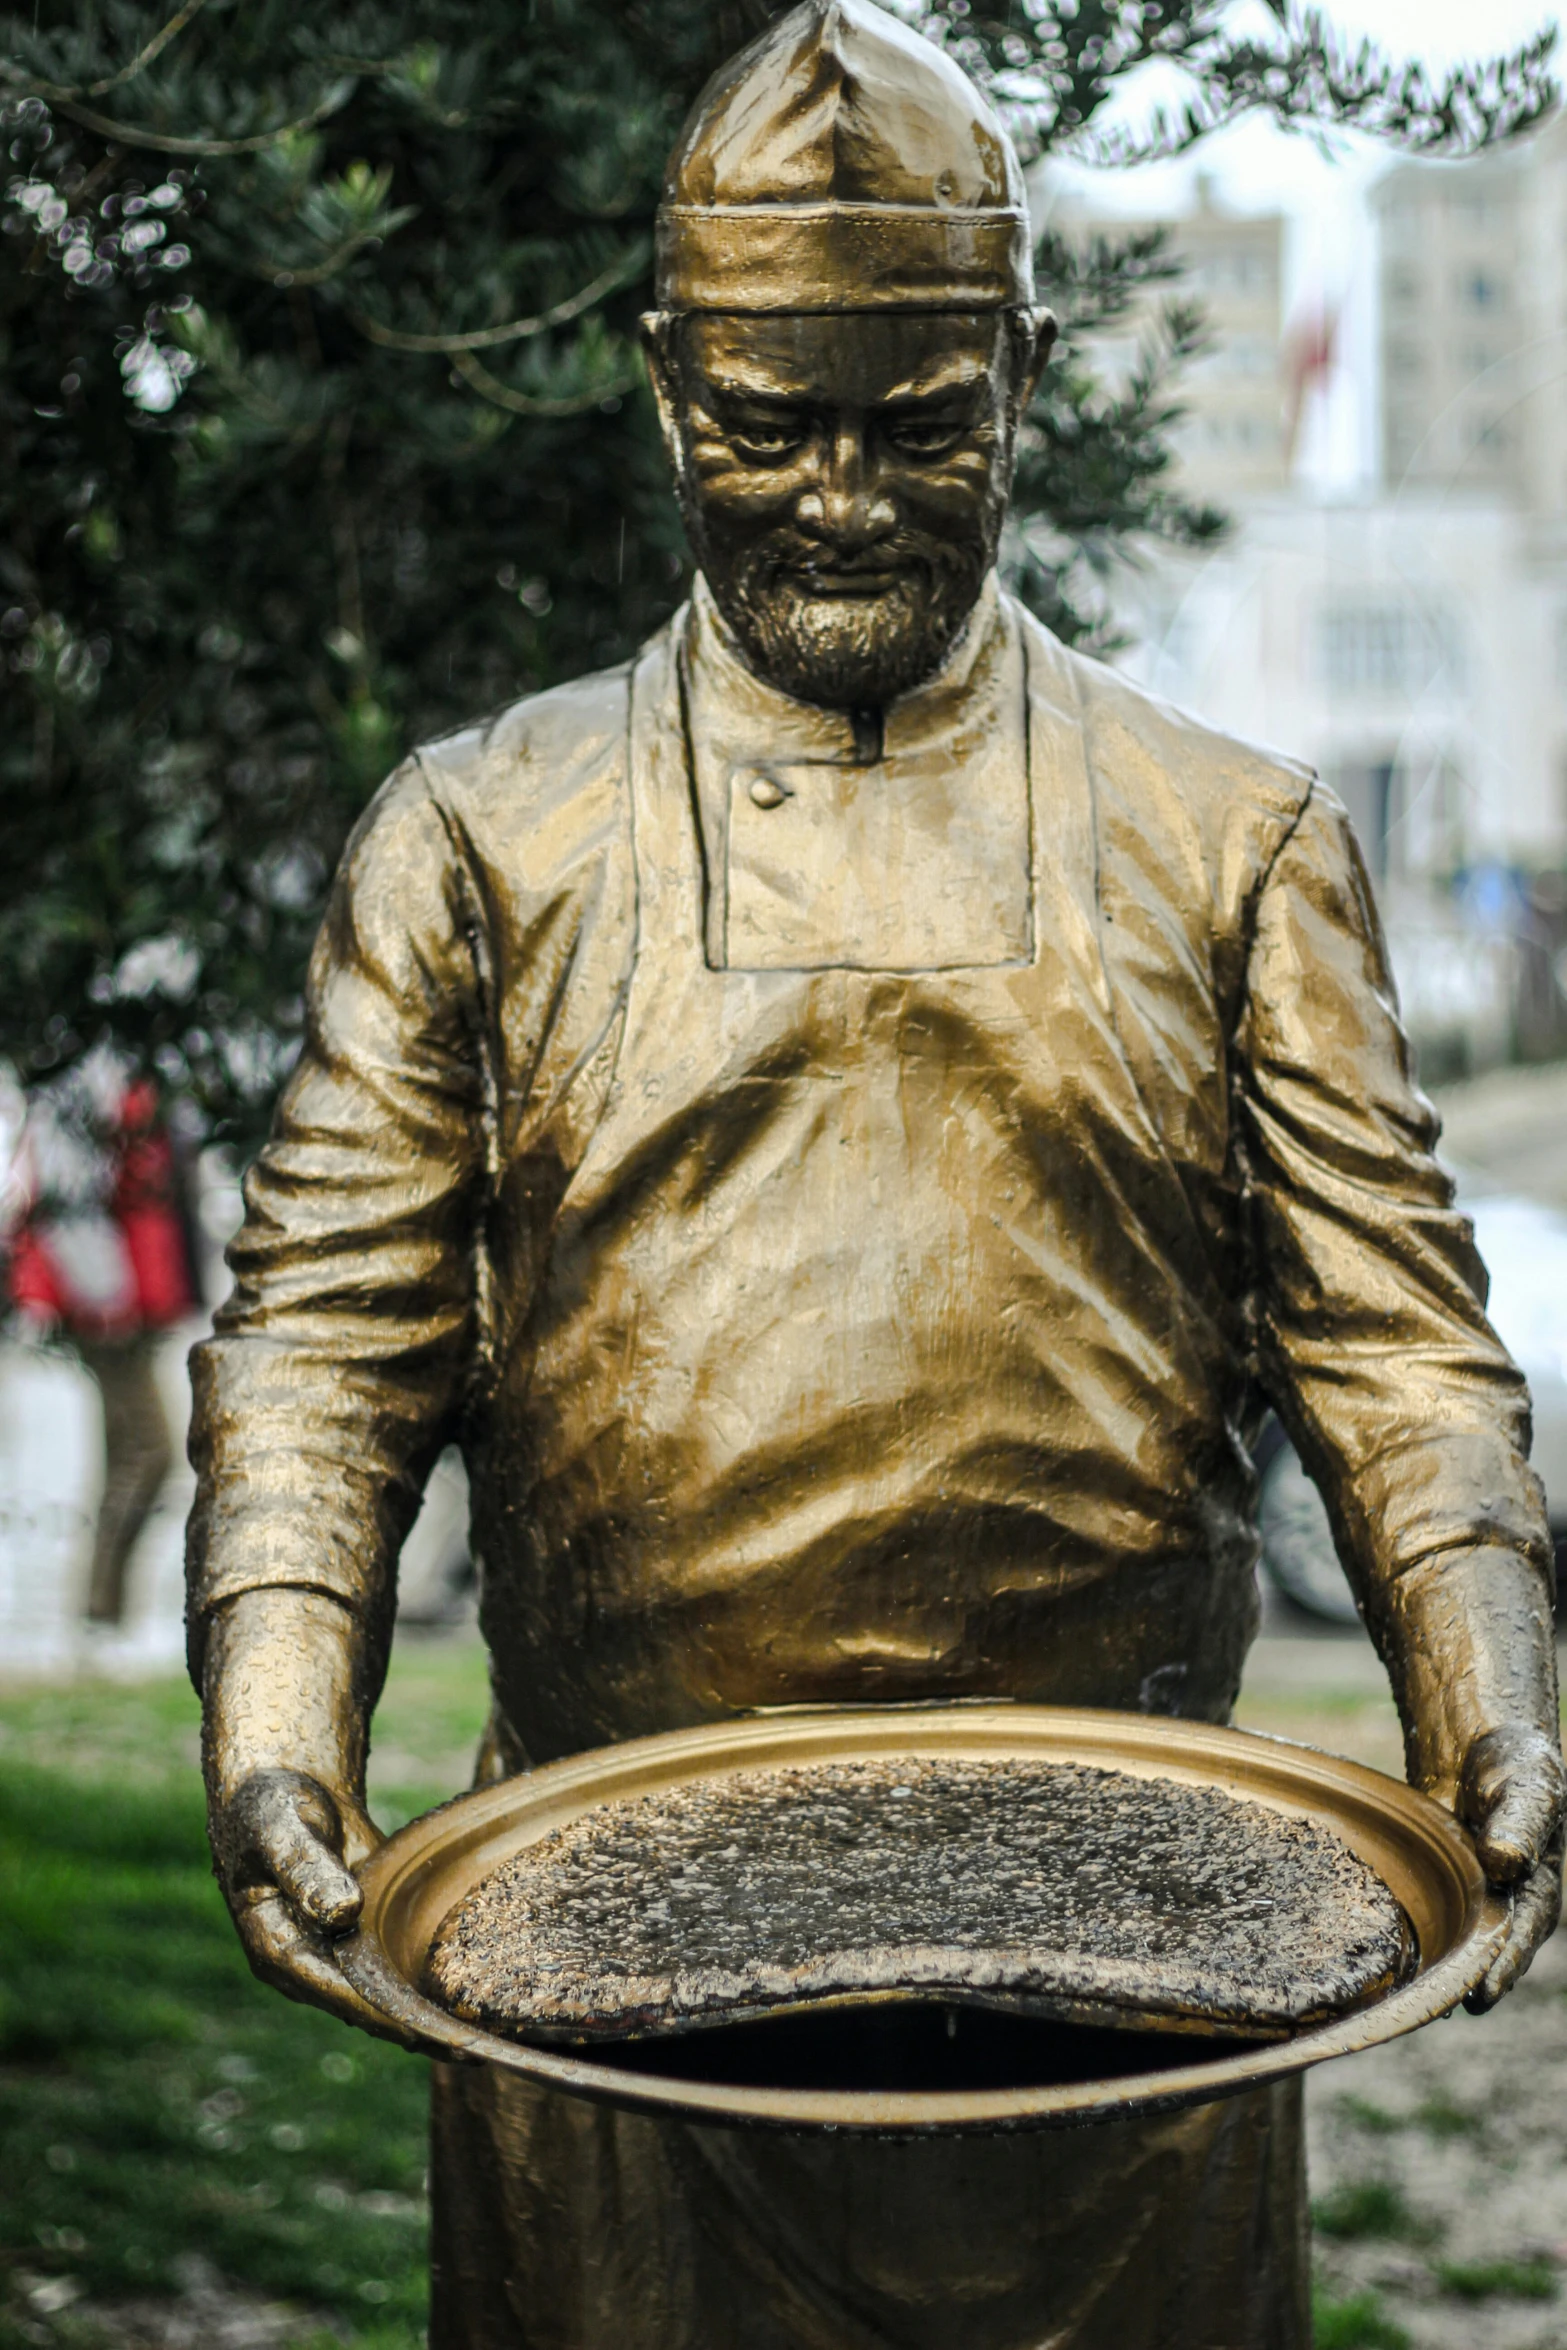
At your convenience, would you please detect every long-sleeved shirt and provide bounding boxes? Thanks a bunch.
[187,582,1550,1766]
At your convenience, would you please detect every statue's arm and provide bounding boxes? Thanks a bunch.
[1236,781,1563,2006]
[188,761,484,2041]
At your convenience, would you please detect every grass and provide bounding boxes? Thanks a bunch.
[1334,2095,1401,2137]
[1311,2289,1411,2350]
[1436,2257,1559,2303]
[1416,2092,1485,2143]
[1330,2090,1484,2145]
[1313,2178,1433,2245]
[0,1637,489,2348]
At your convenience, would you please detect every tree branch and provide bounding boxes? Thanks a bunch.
[88,0,214,97]
[1096,20,1561,162]
[5,0,214,102]
[348,249,646,354]
[923,1,1559,161]
[252,219,413,290]
[3,75,358,157]
[450,346,636,416]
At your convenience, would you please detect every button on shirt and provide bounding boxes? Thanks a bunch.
[683,573,1032,973]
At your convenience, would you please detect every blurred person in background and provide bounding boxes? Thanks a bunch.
[2,1059,198,1624]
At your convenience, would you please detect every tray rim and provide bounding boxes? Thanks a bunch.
[341,1702,1510,2134]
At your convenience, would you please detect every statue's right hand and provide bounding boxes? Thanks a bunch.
[209,1766,422,2050]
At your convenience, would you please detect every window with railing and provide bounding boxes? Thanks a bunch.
[1317,602,1463,696]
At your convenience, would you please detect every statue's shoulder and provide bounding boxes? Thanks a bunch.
[1015,602,1313,882]
[410,655,637,866]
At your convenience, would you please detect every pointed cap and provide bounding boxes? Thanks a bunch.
[657,0,1034,312]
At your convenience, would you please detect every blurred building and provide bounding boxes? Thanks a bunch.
[1047,131,1567,1075]
[1115,501,1564,1074]
[1161,185,1291,502]
[1374,120,1567,508]
[1044,176,1291,503]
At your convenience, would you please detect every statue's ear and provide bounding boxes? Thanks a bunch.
[639,312,686,483]
[1014,305,1059,412]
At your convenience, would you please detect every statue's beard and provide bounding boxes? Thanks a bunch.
[697,527,989,710]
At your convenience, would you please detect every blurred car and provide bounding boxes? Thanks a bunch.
[1258,1188,1567,1623]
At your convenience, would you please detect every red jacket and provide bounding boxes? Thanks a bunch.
[9,1080,196,1337]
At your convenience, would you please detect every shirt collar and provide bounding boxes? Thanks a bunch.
[679,569,1028,971]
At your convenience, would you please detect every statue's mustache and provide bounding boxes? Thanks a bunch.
[740,529,966,593]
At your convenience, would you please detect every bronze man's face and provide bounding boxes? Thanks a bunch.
[646,309,1054,711]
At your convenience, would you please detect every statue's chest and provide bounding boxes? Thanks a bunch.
[496,626,1240,1354]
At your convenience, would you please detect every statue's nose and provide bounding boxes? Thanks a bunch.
[794,424,896,551]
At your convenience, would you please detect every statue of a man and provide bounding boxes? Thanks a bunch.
[189,5,1564,2343]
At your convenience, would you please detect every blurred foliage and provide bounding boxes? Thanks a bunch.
[0,1647,488,2346]
[0,0,1557,1142]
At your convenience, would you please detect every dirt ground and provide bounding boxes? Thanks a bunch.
[1240,1626,1567,2348]
[1304,1931,1567,2347]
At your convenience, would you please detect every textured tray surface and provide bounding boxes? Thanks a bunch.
[425,1756,1416,2044]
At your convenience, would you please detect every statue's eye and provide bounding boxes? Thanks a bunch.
[884,417,965,459]
[729,424,807,460]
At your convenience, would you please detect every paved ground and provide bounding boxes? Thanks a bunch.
[1236,1628,1567,2349]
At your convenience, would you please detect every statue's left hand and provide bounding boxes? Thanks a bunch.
[1456,1724,1566,2011]
[1382,1547,1564,2011]
[211,1765,425,2048]
[198,1588,444,2053]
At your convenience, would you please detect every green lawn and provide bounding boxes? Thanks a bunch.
[2,1638,1505,2346]
[0,1639,490,2349]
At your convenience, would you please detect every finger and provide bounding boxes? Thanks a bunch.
[255,1806,363,1935]
[335,1799,387,1877]
[238,1894,428,2052]
[1465,1858,1563,2011]
[1460,1730,1566,1884]
[1473,1765,1563,1883]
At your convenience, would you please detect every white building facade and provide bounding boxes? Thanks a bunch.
[1113,497,1567,1072]
[1048,126,1567,1073]
[1117,497,1567,881]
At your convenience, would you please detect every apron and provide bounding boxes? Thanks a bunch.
[474,610,1257,1769]
[435,617,1305,2347]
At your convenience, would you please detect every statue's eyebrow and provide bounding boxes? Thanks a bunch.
[696,352,992,410]
[878,356,992,405]
[697,362,812,409]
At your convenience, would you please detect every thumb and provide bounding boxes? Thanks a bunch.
[224,1768,365,1937]
[1459,1725,1567,1885]
[262,1801,364,1936]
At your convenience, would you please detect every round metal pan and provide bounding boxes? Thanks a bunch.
[339,1703,1507,2135]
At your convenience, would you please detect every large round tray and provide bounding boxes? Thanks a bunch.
[339,1704,1507,2135]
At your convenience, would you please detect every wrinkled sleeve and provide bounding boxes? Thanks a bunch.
[185,758,486,1671]
[1237,781,1552,1601]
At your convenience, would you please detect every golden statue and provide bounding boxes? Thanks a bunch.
[189,4,1564,2342]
